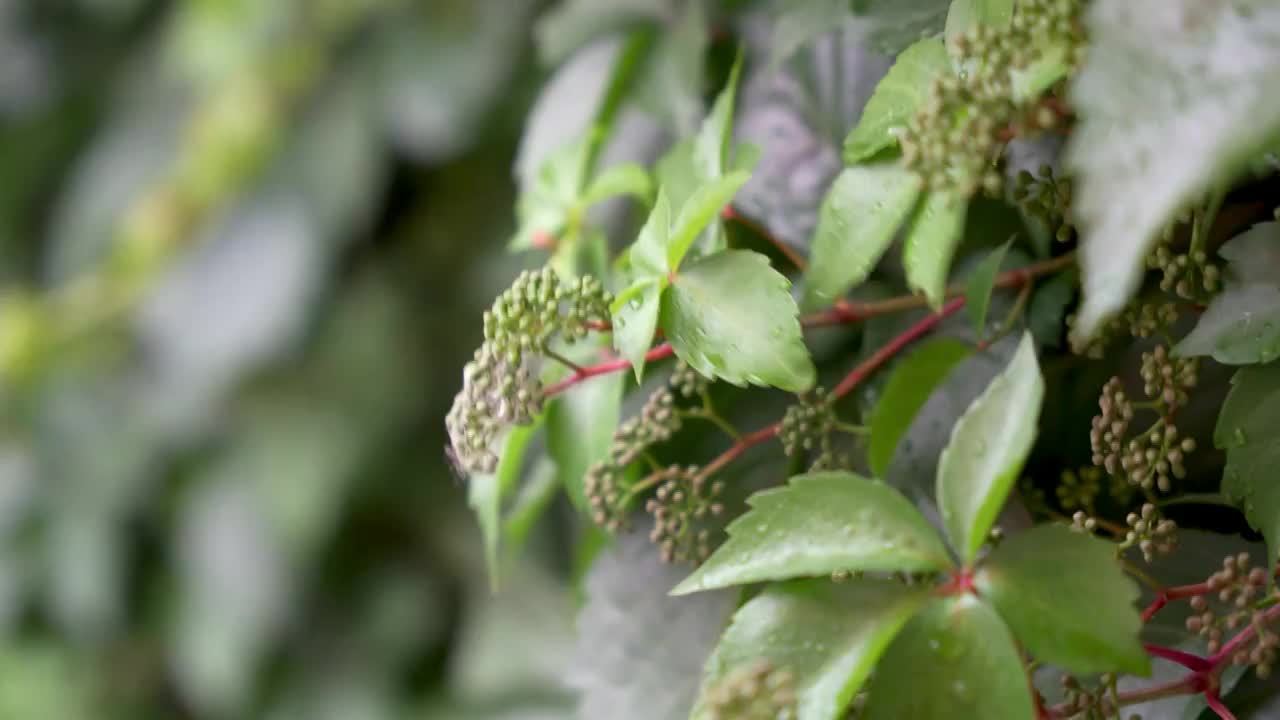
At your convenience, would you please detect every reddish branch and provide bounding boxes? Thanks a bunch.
[543,343,674,397]
[546,254,1076,400]
[833,296,966,399]
[1044,574,1280,718]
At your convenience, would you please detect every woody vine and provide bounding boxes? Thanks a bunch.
[447,0,1280,717]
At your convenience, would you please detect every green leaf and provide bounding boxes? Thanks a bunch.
[547,370,624,510]
[842,38,951,164]
[803,164,923,309]
[500,457,561,566]
[1177,223,1280,364]
[693,579,928,720]
[850,0,952,55]
[975,524,1150,675]
[944,0,1013,44]
[661,250,815,391]
[904,191,968,308]
[937,333,1043,565]
[965,240,1011,336]
[612,279,663,381]
[510,140,586,249]
[632,188,671,277]
[671,472,954,595]
[469,422,538,590]
[863,594,1036,720]
[1068,0,1280,340]
[1214,363,1280,568]
[693,51,742,180]
[1027,268,1077,348]
[654,138,700,216]
[667,171,752,270]
[869,338,972,477]
[580,162,652,208]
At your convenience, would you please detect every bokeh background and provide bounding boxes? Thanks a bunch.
[0,0,586,717]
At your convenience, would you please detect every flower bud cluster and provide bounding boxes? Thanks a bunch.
[446,269,612,474]
[1140,345,1198,412]
[1186,552,1276,676]
[644,465,725,564]
[584,362,711,532]
[1090,378,1132,475]
[779,387,846,471]
[704,660,797,720]
[900,0,1082,197]
[1122,503,1176,562]
[482,268,611,365]
[1055,466,1102,513]
[1013,167,1074,245]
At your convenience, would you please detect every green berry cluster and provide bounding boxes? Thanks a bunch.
[1185,553,1275,671]
[1139,344,1198,411]
[584,362,710,532]
[1149,245,1220,300]
[1053,674,1127,719]
[1054,466,1102,513]
[445,349,543,474]
[704,661,797,720]
[1121,503,1177,562]
[1090,346,1199,492]
[779,387,846,471]
[1068,301,1181,359]
[644,465,725,564]
[482,268,611,364]
[446,269,612,474]
[1013,167,1075,245]
[899,0,1082,197]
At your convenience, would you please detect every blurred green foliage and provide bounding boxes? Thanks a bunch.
[0,0,578,717]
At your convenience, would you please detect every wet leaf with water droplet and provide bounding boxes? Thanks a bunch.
[975,524,1149,675]
[903,191,968,309]
[803,164,922,310]
[843,38,951,164]
[937,334,1043,565]
[1214,364,1280,569]
[671,472,953,595]
[1178,222,1280,364]
[864,594,1034,720]
[692,579,927,720]
[661,250,815,391]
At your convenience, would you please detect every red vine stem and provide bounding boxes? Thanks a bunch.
[545,254,1076,400]
[543,344,675,397]
[833,296,965,399]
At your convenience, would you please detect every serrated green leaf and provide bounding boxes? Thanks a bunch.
[661,250,815,391]
[1177,286,1280,365]
[632,188,671,277]
[944,0,1013,42]
[1068,0,1280,340]
[1177,223,1280,364]
[612,279,663,381]
[976,524,1149,675]
[693,579,928,720]
[694,51,742,181]
[469,422,539,590]
[904,191,968,308]
[843,38,950,164]
[671,472,953,595]
[1214,364,1280,569]
[580,162,652,208]
[864,594,1036,720]
[869,338,972,477]
[965,240,1011,336]
[803,164,923,309]
[937,333,1043,565]
[547,370,624,510]
[667,171,752,270]
[654,138,700,216]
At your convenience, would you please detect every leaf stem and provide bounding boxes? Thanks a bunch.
[543,344,674,397]
[832,296,966,400]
